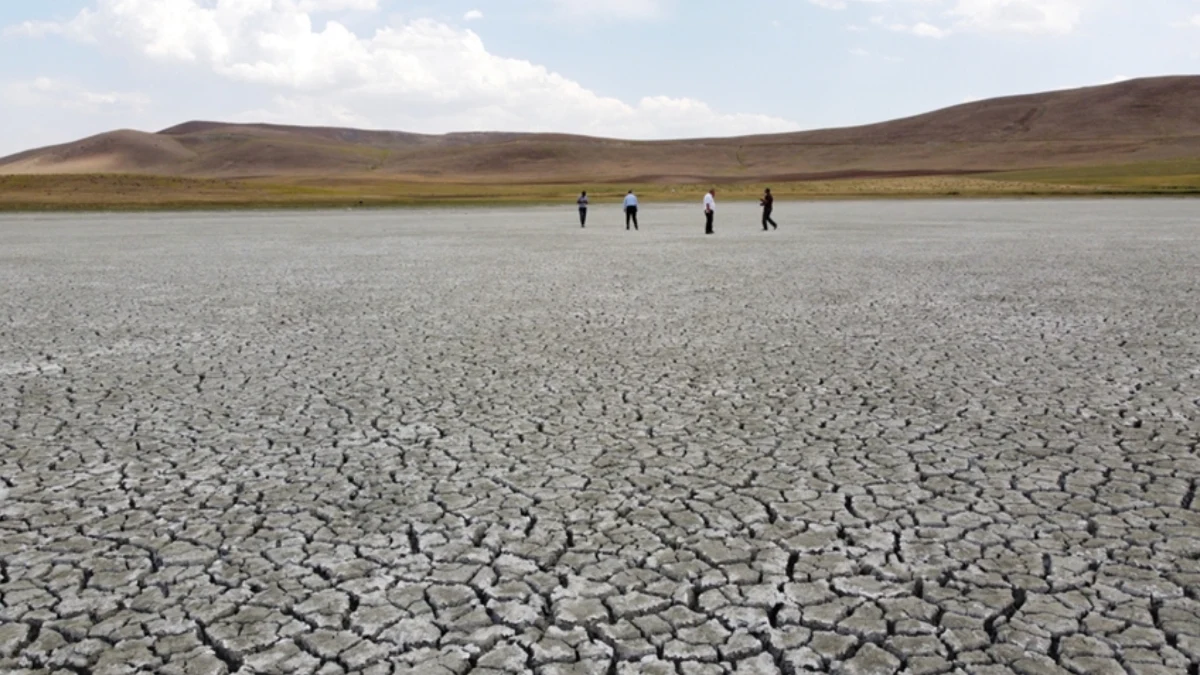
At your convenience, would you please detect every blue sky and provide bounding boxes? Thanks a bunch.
[1,0,1198,156]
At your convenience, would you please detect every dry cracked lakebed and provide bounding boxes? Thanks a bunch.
[1,200,1199,674]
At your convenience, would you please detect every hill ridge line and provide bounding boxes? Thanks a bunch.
[3,75,1199,182]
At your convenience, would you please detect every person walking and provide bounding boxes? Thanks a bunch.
[623,190,639,230]
[577,191,589,227]
[703,188,716,235]
[760,188,777,231]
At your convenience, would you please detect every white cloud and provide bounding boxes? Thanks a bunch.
[2,20,63,38]
[949,0,1085,34]
[1169,13,1200,28]
[15,0,797,139]
[912,21,948,37]
[296,0,378,11]
[848,47,904,62]
[812,0,1089,35]
[887,21,949,37]
[809,0,933,8]
[229,91,797,140]
[464,10,484,21]
[3,77,149,113]
[548,0,670,21]
[917,21,947,37]
[235,95,372,128]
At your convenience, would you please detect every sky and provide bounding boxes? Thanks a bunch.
[0,0,1198,156]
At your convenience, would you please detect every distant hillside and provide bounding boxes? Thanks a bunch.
[3,76,1200,183]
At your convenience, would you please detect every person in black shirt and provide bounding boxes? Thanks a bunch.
[577,191,588,227]
[761,188,777,231]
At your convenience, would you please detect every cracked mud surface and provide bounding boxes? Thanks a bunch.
[2,200,1199,675]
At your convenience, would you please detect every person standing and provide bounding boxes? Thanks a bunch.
[760,188,777,231]
[623,190,639,230]
[577,191,589,227]
[703,188,716,235]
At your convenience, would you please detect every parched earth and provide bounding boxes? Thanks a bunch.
[1,200,1199,675]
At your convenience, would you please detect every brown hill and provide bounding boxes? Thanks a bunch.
[3,76,1199,182]
[0,130,198,174]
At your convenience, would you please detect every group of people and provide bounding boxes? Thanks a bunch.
[576,188,779,234]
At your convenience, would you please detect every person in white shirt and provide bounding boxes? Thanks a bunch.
[703,188,716,235]
[623,190,639,230]
[577,191,588,227]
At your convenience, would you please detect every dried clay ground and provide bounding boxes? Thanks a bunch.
[2,200,1199,674]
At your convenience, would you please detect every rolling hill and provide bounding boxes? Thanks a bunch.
[2,76,1199,184]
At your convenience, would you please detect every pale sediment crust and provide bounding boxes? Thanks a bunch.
[1,201,1198,674]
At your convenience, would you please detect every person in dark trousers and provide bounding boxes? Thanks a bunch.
[703,188,716,235]
[577,191,589,227]
[623,190,639,230]
[760,188,777,230]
